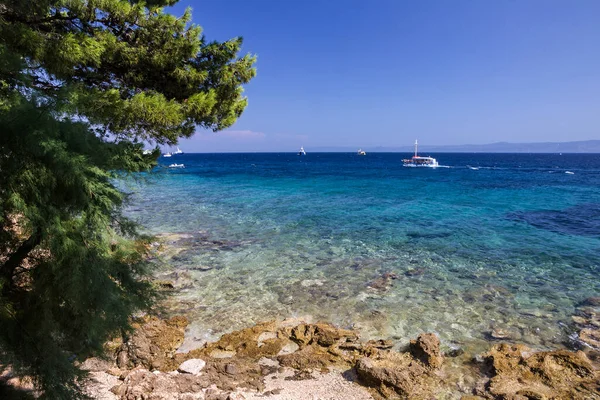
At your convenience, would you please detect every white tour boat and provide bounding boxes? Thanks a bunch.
[168,163,185,168]
[163,152,172,158]
[402,140,438,167]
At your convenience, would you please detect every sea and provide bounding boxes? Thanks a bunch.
[124,152,600,354]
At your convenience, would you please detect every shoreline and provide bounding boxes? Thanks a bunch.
[80,314,600,399]
[65,230,600,398]
[150,230,596,354]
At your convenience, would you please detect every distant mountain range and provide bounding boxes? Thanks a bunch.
[313,140,600,153]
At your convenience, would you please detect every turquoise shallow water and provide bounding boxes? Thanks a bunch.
[125,153,600,353]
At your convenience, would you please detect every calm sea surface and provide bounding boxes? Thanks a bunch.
[125,153,600,353]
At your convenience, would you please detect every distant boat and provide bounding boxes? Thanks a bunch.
[173,147,184,155]
[358,149,366,156]
[163,152,172,158]
[565,171,574,175]
[168,163,184,168]
[402,140,438,167]
[298,146,306,156]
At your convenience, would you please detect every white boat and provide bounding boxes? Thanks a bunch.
[173,147,184,155]
[163,152,172,158]
[298,146,306,156]
[168,163,184,168]
[402,140,438,167]
[358,149,366,155]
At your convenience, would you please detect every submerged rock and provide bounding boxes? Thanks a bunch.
[488,327,518,341]
[581,297,600,307]
[404,267,426,277]
[579,328,600,350]
[366,272,398,292]
[570,299,600,353]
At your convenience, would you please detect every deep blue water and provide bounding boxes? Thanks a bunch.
[125,153,600,352]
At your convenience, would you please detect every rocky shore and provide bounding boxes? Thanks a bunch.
[78,313,600,400]
[7,232,597,399]
[73,231,600,399]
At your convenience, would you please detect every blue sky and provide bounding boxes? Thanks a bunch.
[167,0,600,152]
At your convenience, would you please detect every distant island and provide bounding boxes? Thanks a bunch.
[314,140,600,153]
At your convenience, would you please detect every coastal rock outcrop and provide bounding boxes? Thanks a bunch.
[474,343,600,399]
[116,316,188,370]
[111,369,205,400]
[355,353,440,399]
[355,333,444,399]
[409,333,444,369]
[98,318,454,399]
[79,315,600,400]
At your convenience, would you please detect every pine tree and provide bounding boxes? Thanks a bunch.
[0,1,255,398]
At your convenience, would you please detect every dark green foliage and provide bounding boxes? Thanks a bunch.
[0,0,255,398]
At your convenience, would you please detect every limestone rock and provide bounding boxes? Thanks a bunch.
[257,357,280,368]
[83,371,120,400]
[355,350,437,399]
[81,357,115,372]
[278,345,341,370]
[277,341,300,356]
[117,316,188,371]
[112,369,205,400]
[409,333,443,369]
[256,331,277,347]
[289,322,358,347]
[178,359,206,375]
[209,350,236,359]
[479,343,599,399]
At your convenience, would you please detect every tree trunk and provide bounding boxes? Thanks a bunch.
[0,230,41,284]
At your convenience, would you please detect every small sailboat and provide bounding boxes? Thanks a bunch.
[358,149,366,156]
[173,146,184,155]
[298,146,306,156]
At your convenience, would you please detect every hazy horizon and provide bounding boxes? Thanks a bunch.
[161,139,600,154]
